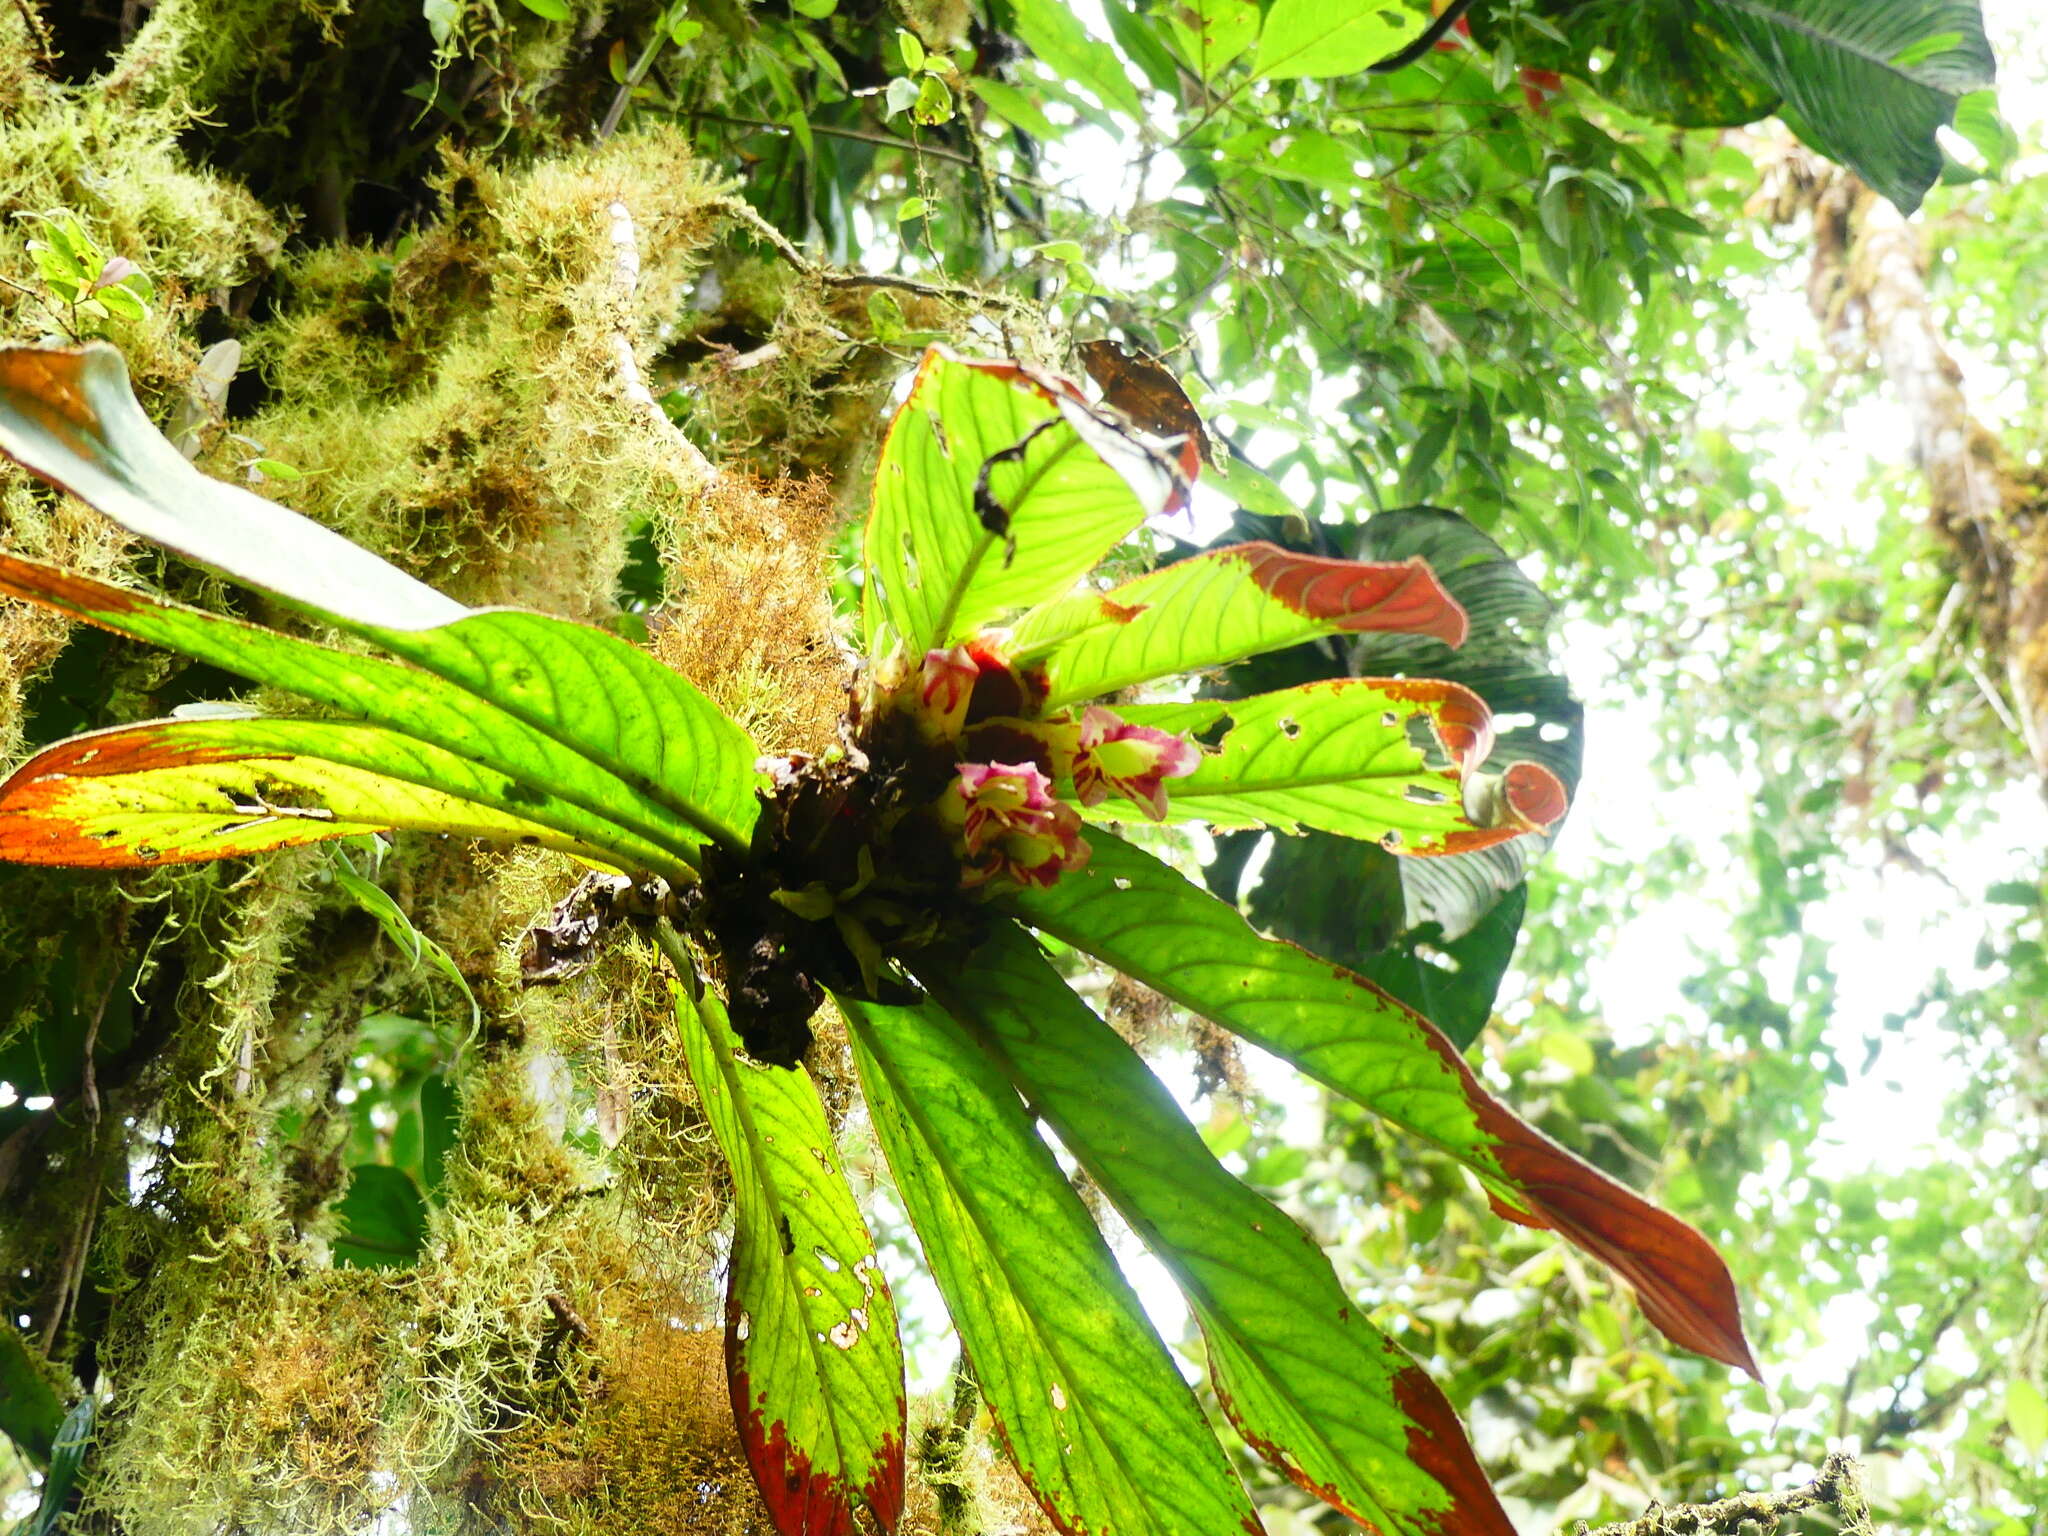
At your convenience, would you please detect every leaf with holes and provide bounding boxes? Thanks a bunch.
[0,717,655,870]
[860,348,1189,658]
[0,556,745,883]
[841,990,1261,1536]
[1008,543,1467,708]
[1107,679,1566,853]
[1002,831,1760,1378]
[915,924,1514,1536]
[675,984,905,1536]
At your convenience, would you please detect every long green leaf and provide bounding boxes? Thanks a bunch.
[675,984,905,1536]
[915,925,1514,1536]
[0,718,672,871]
[861,349,1181,658]
[1008,543,1467,708]
[0,344,465,630]
[0,344,760,854]
[1002,830,1761,1378]
[347,608,762,854]
[0,556,724,883]
[839,991,1262,1536]
[1111,679,1566,852]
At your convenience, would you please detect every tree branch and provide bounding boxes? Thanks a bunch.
[712,195,1031,314]
[1574,1453,1874,1536]
[603,198,720,487]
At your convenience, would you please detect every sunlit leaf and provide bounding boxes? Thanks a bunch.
[0,344,465,631]
[917,924,1514,1536]
[676,985,906,1536]
[1110,678,1566,853]
[1010,543,1467,708]
[0,555,743,881]
[0,718,650,870]
[1003,831,1761,1377]
[841,992,1262,1536]
[1251,0,1412,79]
[861,349,1187,658]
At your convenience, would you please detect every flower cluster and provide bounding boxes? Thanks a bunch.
[903,640,1202,890]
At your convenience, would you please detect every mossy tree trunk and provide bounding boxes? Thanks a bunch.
[0,3,1038,1530]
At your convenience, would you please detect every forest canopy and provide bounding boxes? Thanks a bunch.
[0,1,2042,1534]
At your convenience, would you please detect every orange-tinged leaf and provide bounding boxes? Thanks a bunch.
[0,720,619,868]
[1005,831,1760,1378]
[1012,543,1467,707]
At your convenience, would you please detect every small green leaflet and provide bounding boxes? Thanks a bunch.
[860,349,1183,659]
[916,925,1514,1536]
[1007,543,1467,708]
[1109,678,1565,852]
[1002,830,1761,1378]
[674,984,905,1536]
[841,993,1262,1536]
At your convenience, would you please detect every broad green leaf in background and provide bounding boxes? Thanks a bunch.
[331,1164,429,1269]
[0,718,656,870]
[917,925,1515,1536]
[1005,0,1146,117]
[1003,831,1761,1377]
[0,344,465,631]
[1009,542,1467,708]
[1482,0,1996,211]
[0,1323,66,1466]
[1108,679,1566,852]
[2007,1377,2048,1457]
[675,985,906,1536]
[0,557,731,883]
[1251,0,1414,80]
[841,993,1263,1536]
[860,349,1182,658]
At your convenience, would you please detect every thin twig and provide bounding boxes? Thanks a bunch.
[1574,1452,1874,1536]
[603,199,720,487]
[681,109,980,167]
[712,195,1030,314]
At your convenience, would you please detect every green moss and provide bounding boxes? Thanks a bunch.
[235,128,727,617]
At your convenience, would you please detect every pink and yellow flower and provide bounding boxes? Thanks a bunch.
[1070,705,1201,820]
[938,761,1090,888]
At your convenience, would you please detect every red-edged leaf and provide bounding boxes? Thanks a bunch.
[0,719,633,868]
[916,924,1514,1536]
[1009,543,1467,707]
[841,991,1264,1536]
[0,343,466,631]
[1003,831,1759,1377]
[674,984,906,1536]
[1108,679,1568,852]
[0,553,738,882]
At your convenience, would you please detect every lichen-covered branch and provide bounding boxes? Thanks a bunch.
[1574,1452,1874,1536]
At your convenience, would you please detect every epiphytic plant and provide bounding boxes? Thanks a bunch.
[0,341,1753,1536]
